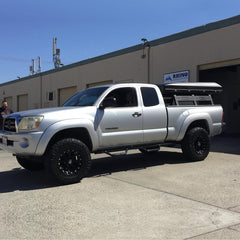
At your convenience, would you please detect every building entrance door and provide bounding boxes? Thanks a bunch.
[199,65,240,134]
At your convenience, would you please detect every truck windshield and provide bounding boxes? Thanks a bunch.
[63,86,109,106]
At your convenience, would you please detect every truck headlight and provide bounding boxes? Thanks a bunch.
[18,116,44,131]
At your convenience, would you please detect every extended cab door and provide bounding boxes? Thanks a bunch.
[97,87,143,148]
[140,86,168,142]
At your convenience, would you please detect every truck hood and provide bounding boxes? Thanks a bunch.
[10,107,95,117]
[8,106,97,126]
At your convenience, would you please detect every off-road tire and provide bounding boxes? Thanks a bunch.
[45,138,91,184]
[16,156,44,171]
[181,127,210,161]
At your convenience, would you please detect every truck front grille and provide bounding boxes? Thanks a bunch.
[3,118,17,132]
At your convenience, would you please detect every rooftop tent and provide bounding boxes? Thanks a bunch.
[157,82,223,96]
[156,82,223,106]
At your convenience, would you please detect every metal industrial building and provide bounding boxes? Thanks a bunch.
[1,15,240,134]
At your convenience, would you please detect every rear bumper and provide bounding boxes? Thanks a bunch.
[211,122,223,137]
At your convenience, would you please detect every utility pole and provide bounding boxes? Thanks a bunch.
[53,38,63,68]
[38,56,41,73]
[30,59,35,75]
[29,57,41,75]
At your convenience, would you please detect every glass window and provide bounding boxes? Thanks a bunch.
[104,87,138,108]
[63,86,109,106]
[141,87,159,107]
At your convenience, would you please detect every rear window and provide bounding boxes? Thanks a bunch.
[141,87,159,107]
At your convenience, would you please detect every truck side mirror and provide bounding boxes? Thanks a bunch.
[99,97,117,109]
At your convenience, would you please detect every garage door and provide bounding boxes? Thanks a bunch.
[87,80,113,88]
[199,65,240,134]
[115,79,134,83]
[58,86,77,106]
[17,94,28,111]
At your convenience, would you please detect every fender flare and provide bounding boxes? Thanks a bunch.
[35,119,98,156]
[176,113,212,141]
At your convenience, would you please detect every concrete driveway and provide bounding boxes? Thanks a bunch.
[0,135,240,239]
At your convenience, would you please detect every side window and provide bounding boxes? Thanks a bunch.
[105,87,138,107]
[141,87,159,107]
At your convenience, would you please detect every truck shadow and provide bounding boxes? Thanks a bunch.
[88,150,187,178]
[0,150,187,193]
[0,168,61,193]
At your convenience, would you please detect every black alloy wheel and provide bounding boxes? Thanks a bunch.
[181,127,210,161]
[46,138,91,184]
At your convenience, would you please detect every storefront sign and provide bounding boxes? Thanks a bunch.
[164,70,189,83]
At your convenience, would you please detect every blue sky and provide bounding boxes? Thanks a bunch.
[1,0,240,84]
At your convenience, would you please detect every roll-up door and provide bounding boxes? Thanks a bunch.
[58,86,77,106]
[87,80,113,88]
[17,94,28,111]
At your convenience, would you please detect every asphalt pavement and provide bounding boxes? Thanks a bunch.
[0,134,240,239]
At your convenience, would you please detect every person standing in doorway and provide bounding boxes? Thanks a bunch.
[0,100,13,129]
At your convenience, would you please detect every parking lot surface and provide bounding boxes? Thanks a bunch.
[0,135,240,239]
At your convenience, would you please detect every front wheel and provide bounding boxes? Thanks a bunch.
[181,127,210,161]
[45,138,91,184]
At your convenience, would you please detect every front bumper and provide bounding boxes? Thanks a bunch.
[0,130,43,156]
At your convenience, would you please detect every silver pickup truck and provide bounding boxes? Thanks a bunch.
[0,82,224,184]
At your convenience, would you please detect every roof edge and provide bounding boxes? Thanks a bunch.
[150,15,240,47]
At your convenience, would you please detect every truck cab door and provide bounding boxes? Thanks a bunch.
[96,87,143,148]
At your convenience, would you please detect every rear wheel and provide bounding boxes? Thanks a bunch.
[16,156,44,171]
[45,138,91,184]
[181,127,210,161]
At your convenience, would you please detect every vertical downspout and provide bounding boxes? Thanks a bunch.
[141,39,151,84]
[40,73,43,108]
[147,45,151,83]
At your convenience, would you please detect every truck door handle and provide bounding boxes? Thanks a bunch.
[132,112,142,118]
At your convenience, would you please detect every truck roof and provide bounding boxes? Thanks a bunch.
[89,82,223,95]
